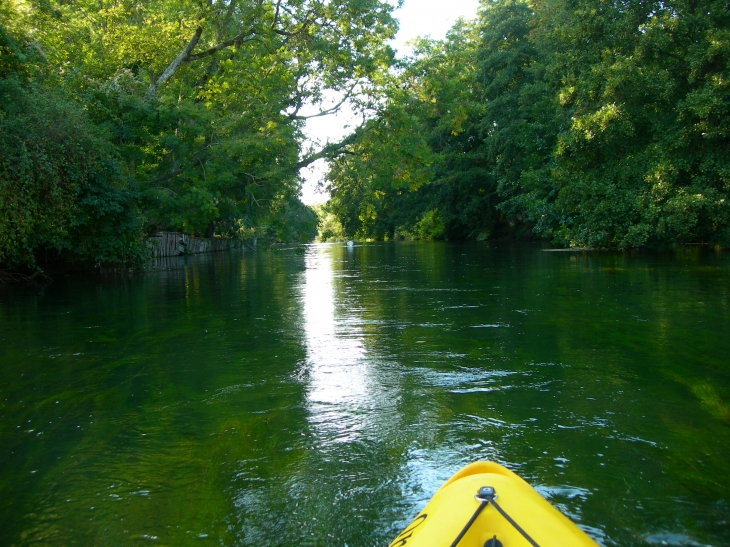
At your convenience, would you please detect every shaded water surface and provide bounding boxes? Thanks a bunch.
[1,243,729,546]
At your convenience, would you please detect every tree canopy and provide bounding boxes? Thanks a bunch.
[323,0,730,248]
[2,0,728,275]
[1,0,399,272]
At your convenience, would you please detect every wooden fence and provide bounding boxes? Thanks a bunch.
[146,232,242,259]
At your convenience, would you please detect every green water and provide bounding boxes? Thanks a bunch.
[1,243,729,547]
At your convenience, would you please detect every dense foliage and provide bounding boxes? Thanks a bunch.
[1,0,398,273]
[324,0,730,248]
[3,0,728,270]
[0,76,145,270]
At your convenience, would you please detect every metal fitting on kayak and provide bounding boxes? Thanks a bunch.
[476,486,496,502]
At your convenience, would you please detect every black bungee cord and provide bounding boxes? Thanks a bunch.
[449,486,542,547]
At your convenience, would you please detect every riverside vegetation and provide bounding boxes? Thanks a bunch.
[0,0,397,276]
[1,0,729,277]
[324,0,730,247]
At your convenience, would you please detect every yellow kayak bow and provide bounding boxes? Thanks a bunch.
[389,462,599,547]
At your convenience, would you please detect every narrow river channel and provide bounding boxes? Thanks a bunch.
[1,242,728,546]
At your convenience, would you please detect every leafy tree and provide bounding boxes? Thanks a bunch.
[0,23,144,274]
[325,22,490,240]
[1,0,401,275]
[539,0,730,247]
[313,203,347,242]
[26,0,399,238]
[324,0,730,248]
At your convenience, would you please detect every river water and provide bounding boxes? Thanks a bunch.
[0,242,728,547]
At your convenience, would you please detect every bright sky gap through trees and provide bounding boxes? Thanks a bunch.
[301,0,482,205]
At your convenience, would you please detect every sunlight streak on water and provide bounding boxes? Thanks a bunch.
[302,251,366,397]
[300,249,373,444]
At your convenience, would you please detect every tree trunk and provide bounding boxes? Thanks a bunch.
[204,221,216,239]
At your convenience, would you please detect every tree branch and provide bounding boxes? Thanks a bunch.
[289,80,361,121]
[145,3,320,94]
[148,26,204,96]
[297,131,360,169]
[272,0,282,28]
[145,22,258,95]
[188,27,258,61]
[272,15,314,37]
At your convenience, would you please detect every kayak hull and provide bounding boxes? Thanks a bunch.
[388,461,599,547]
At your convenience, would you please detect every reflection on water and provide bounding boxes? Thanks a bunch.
[0,243,729,547]
[302,249,369,422]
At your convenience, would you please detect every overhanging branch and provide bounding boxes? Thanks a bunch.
[297,131,360,169]
[147,26,204,96]
[289,80,361,121]
[188,28,258,61]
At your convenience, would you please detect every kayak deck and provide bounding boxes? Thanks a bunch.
[388,461,599,547]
